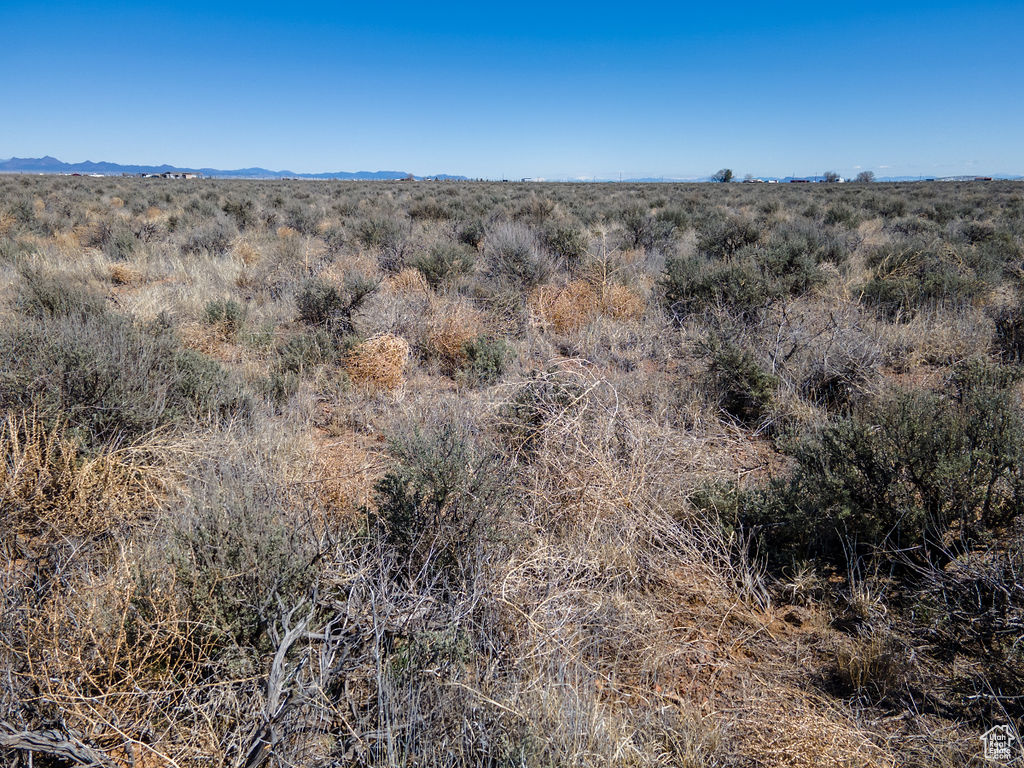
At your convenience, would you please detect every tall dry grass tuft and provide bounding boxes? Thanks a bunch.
[0,411,159,548]
[387,266,431,295]
[423,298,485,373]
[598,282,647,321]
[0,211,16,236]
[529,280,599,332]
[345,333,411,391]
[530,279,646,332]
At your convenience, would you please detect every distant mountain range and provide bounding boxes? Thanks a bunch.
[0,156,468,180]
[1,156,1019,183]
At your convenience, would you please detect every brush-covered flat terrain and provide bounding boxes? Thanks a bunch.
[1,175,1023,767]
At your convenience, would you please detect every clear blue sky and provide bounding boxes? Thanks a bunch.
[2,1,1021,179]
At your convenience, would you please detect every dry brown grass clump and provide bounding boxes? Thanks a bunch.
[598,282,646,320]
[53,228,81,252]
[0,412,157,547]
[231,239,261,267]
[345,333,411,391]
[530,279,646,332]
[11,551,224,768]
[424,298,485,373]
[388,266,431,295]
[109,263,143,285]
[530,279,599,332]
[728,681,895,768]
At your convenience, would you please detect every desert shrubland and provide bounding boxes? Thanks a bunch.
[1,175,1022,767]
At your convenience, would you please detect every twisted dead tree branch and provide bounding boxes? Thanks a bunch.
[0,723,116,768]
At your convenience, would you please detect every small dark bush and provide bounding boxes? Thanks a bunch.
[295,274,378,335]
[203,298,246,338]
[544,224,589,268]
[661,253,777,320]
[285,205,321,236]
[705,340,779,427]
[275,328,337,374]
[410,243,476,288]
[992,300,1024,363]
[457,218,486,249]
[497,372,586,457]
[182,219,236,256]
[458,335,511,387]
[697,216,761,258]
[409,199,452,221]
[368,420,504,587]
[823,203,859,229]
[222,198,257,230]
[620,205,677,251]
[746,361,1024,566]
[356,215,403,250]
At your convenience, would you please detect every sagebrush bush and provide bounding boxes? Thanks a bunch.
[860,239,988,318]
[544,223,589,268]
[410,242,475,288]
[356,215,408,271]
[459,335,511,386]
[15,265,108,319]
[705,339,779,427]
[368,419,504,587]
[295,273,377,335]
[181,218,236,256]
[620,204,677,251]
[497,371,586,457]
[457,217,486,249]
[203,297,246,339]
[697,216,761,258]
[222,197,257,230]
[661,253,776,319]
[0,308,251,446]
[747,360,1024,566]
[992,298,1024,362]
[103,223,139,261]
[275,328,338,375]
[166,457,318,650]
[484,221,550,288]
